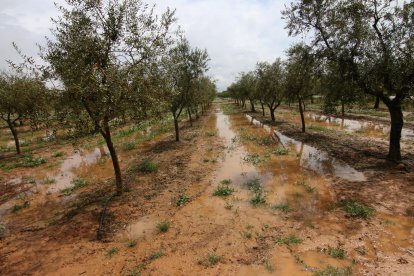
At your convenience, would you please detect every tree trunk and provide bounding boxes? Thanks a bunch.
[269,106,276,121]
[174,117,180,142]
[242,99,246,109]
[374,96,380,109]
[341,101,345,117]
[386,102,403,162]
[195,107,199,119]
[187,108,193,127]
[261,102,265,116]
[249,99,256,112]
[101,121,123,194]
[298,97,306,133]
[7,120,21,154]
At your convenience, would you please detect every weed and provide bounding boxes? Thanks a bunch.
[60,178,89,196]
[271,148,289,155]
[224,201,233,210]
[295,179,316,193]
[205,131,217,137]
[121,141,136,151]
[339,200,374,219]
[156,221,170,233]
[11,201,30,213]
[327,247,346,259]
[264,260,275,272]
[274,235,302,245]
[136,160,158,173]
[213,185,234,197]
[149,251,164,260]
[244,231,253,239]
[52,151,65,158]
[313,266,352,276]
[308,125,329,132]
[43,177,56,185]
[198,254,221,267]
[243,153,262,165]
[127,240,137,248]
[383,219,395,225]
[220,179,232,185]
[0,224,6,238]
[250,191,266,206]
[272,203,291,213]
[107,247,118,257]
[60,187,74,196]
[203,158,210,163]
[176,194,189,206]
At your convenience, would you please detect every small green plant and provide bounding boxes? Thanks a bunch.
[205,131,217,137]
[127,240,137,248]
[274,235,302,245]
[327,247,346,259]
[149,251,165,260]
[137,160,158,173]
[339,200,374,219]
[156,221,170,233]
[272,203,291,213]
[73,178,89,188]
[220,179,232,185]
[11,201,30,213]
[60,187,74,196]
[271,148,289,155]
[106,247,118,257]
[250,192,266,206]
[243,153,262,165]
[213,185,234,197]
[52,151,65,158]
[308,125,329,132]
[264,260,275,272]
[313,266,352,276]
[43,177,56,185]
[295,179,316,193]
[244,231,253,239]
[0,224,6,238]
[176,194,189,206]
[198,254,221,267]
[121,141,136,151]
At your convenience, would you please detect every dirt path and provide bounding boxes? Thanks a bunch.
[1,101,413,275]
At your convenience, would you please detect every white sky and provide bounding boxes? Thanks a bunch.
[0,0,296,91]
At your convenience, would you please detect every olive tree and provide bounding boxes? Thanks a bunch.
[255,59,285,121]
[0,72,48,154]
[163,38,209,141]
[283,0,414,161]
[44,0,176,194]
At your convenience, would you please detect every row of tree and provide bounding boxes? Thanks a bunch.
[0,0,216,194]
[228,0,413,163]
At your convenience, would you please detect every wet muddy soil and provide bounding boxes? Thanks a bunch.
[0,101,413,275]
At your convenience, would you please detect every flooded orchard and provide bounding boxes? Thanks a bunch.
[0,101,413,276]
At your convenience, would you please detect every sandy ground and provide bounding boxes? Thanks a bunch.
[0,100,413,275]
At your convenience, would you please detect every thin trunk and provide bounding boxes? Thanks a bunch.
[341,101,345,117]
[260,102,265,116]
[374,96,380,109]
[101,120,123,194]
[174,117,180,142]
[195,107,199,119]
[298,97,306,133]
[249,99,256,112]
[7,120,21,155]
[187,109,193,127]
[268,104,276,121]
[386,102,403,161]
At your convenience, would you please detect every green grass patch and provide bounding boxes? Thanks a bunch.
[327,247,346,259]
[272,203,291,213]
[135,160,158,173]
[52,151,65,158]
[106,247,118,257]
[313,266,352,276]
[295,179,316,193]
[11,201,30,213]
[274,234,302,245]
[126,240,137,248]
[213,185,234,197]
[339,200,375,219]
[60,178,89,196]
[198,254,221,267]
[156,221,170,233]
[271,148,289,155]
[149,251,165,260]
[176,194,189,206]
[43,177,56,185]
[243,153,263,165]
[121,141,136,151]
[220,179,232,185]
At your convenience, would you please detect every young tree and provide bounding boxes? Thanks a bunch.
[283,0,414,161]
[0,72,48,154]
[285,44,316,133]
[44,0,176,194]
[255,59,285,121]
[164,39,209,141]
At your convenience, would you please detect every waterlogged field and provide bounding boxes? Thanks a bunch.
[0,99,413,275]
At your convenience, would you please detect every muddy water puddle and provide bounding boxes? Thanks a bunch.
[278,110,414,140]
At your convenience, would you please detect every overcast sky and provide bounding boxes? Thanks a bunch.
[0,0,296,91]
